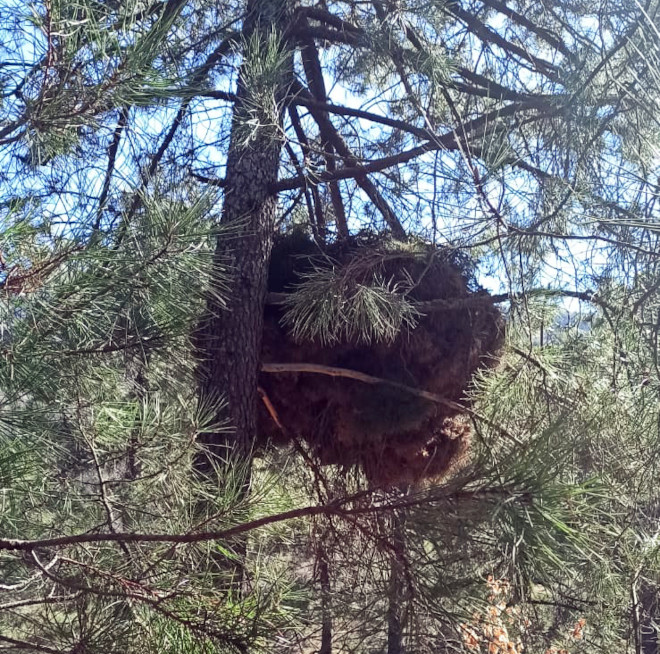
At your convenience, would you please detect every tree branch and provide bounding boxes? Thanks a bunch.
[288,103,335,237]
[261,362,522,445]
[272,100,553,192]
[93,106,129,232]
[478,0,572,58]
[292,94,432,139]
[297,6,363,37]
[446,3,562,80]
[267,287,610,312]
[262,362,461,408]
[299,33,348,238]
[292,76,406,237]
[0,479,529,552]
[191,171,227,187]
[419,288,609,312]
[0,635,65,654]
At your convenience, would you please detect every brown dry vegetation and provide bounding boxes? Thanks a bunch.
[258,233,504,486]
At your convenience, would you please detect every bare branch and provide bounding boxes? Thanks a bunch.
[272,101,554,192]
[0,635,65,654]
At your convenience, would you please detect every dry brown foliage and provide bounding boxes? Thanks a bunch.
[258,233,504,486]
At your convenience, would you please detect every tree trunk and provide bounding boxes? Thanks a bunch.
[319,537,333,654]
[387,509,408,654]
[195,0,293,477]
[639,579,659,654]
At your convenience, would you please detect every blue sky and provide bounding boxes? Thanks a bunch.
[0,0,643,318]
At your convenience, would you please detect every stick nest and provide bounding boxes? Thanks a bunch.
[258,232,504,486]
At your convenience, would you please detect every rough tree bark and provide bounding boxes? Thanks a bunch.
[195,0,294,476]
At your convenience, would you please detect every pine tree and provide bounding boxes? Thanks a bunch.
[2,0,660,652]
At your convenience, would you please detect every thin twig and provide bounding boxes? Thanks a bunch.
[258,385,285,432]
[262,362,454,405]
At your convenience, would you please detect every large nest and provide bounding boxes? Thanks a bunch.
[258,232,504,487]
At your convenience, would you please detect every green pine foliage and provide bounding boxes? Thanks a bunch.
[2,0,660,652]
[281,262,420,345]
